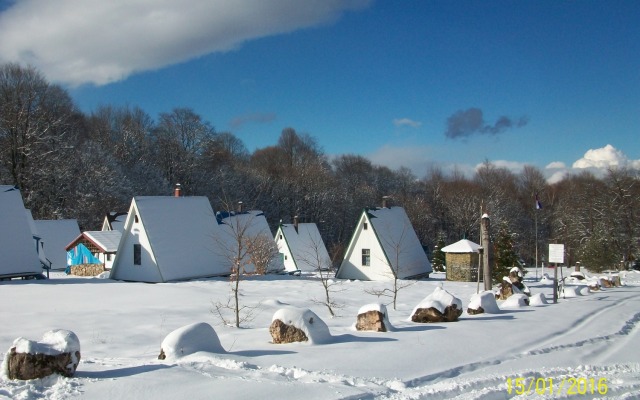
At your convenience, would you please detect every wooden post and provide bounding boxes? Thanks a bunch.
[553,263,558,304]
[481,213,492,291]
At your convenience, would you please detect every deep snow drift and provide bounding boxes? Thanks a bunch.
[1,268,639,399]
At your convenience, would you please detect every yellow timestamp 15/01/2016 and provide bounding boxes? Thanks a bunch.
[506,376,608,396]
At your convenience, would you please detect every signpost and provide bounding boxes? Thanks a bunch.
[549,244,565,303]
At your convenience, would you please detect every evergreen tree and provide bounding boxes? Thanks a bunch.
[432,232,446,272]
[493,222,520,283]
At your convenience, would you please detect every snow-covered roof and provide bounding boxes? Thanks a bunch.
[441,239,482,253]
[102,212,128,232]
[34,220,81,270]
[0,185,42,277]
[83,231,122,253]
[277,223,331,272]
[366,206,432,278]
[111,196,226,282]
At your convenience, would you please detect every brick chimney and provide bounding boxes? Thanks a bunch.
[174,183,182,197]
[382,195,390,208]
[237,201,243,213]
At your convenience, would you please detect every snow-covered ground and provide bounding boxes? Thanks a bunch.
[1,268,639,399]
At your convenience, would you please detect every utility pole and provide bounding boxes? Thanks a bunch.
[481,213,492,291]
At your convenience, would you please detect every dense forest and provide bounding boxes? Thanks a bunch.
[2,63,639,273]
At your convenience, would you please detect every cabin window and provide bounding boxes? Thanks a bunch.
[133,244,141,265]
[363,222,368,230]
[279,234,283,240]
[107,254,112,261]
[285,255,288,260]
[362,249,371,266]
[134,215,139,223]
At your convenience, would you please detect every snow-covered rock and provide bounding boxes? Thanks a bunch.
[270,307,331,344]
[355,303,393,332]
[467,291,500,314]
[158,322,224,360]
[411,285,463,322]
[3,329,81,380]
[529,293,548,306]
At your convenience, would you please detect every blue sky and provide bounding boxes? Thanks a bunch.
[1,0,639,181]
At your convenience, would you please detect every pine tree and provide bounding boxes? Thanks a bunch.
[493,222,520,283]
[432,232,446,272]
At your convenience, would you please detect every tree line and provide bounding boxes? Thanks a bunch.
[2,63,639,273]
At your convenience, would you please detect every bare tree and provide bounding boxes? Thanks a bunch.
[297,231,343,317]
[211,201,276,327]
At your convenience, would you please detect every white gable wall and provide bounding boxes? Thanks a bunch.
[337,213,391,280]
[275,226,296,272]
[110,201,162,282]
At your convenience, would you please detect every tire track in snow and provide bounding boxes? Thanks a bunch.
[517,293,636,355]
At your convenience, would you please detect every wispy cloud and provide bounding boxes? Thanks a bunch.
[444,107,528,139]
[393,118,422,128]
[230,112,277,129]
[0,0,371,86]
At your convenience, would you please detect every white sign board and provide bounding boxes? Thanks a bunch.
[548,244,565,264]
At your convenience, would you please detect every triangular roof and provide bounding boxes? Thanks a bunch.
[441,239,482,253]
[110,196,227,282]
[276,222,331,272]
[34,219,81,270]
[216,210,282,273]
[337,206,432,280]
[0,185,42,277]
[102,212,128,232]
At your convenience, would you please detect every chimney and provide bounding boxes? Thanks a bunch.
[174,183,182,197]
[237,201,243,213]
[294,215,299,232]
[382,195,390,208]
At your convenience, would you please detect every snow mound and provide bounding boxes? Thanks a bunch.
[562,285,581,298]
[96,271,111,279]
[499,293,529,309]
[159,322,224,360]
[529,293,548,306]
[540,274,554,284]
[2,329,80,379]
[570,271,586,280]
[411,285,462,315]
[263,299,290,307]
[467,291,500,314]
[272,307,332,344]
[578,285,592,295]
[357,303,395,331]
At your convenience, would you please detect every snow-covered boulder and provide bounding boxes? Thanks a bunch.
[158,322,224,361]
[570,271,585,280]
[355,303,393,332]
[540,273,554,285]
[467,291,500,315]
[3,329,81,380]
[529,293,548,306]
[270,307,331,344]
[411,286,463,323]
[499,293,529,309]
[497,276,530,300]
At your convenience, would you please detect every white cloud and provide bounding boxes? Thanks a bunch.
[545,161,566,169]
[393,118,422,128]
[0,0,370,86]
[572,144,640,169]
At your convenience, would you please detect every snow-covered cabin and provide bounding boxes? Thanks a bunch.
[336,205,432,281]
[216,208,283,274]
[441,239,482,282]
[275,218,331,273]
[101,212,128,232]
[110,195,229,283]
[34,220,81,271]
[0,186,43,278]
[66,230,122,270]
